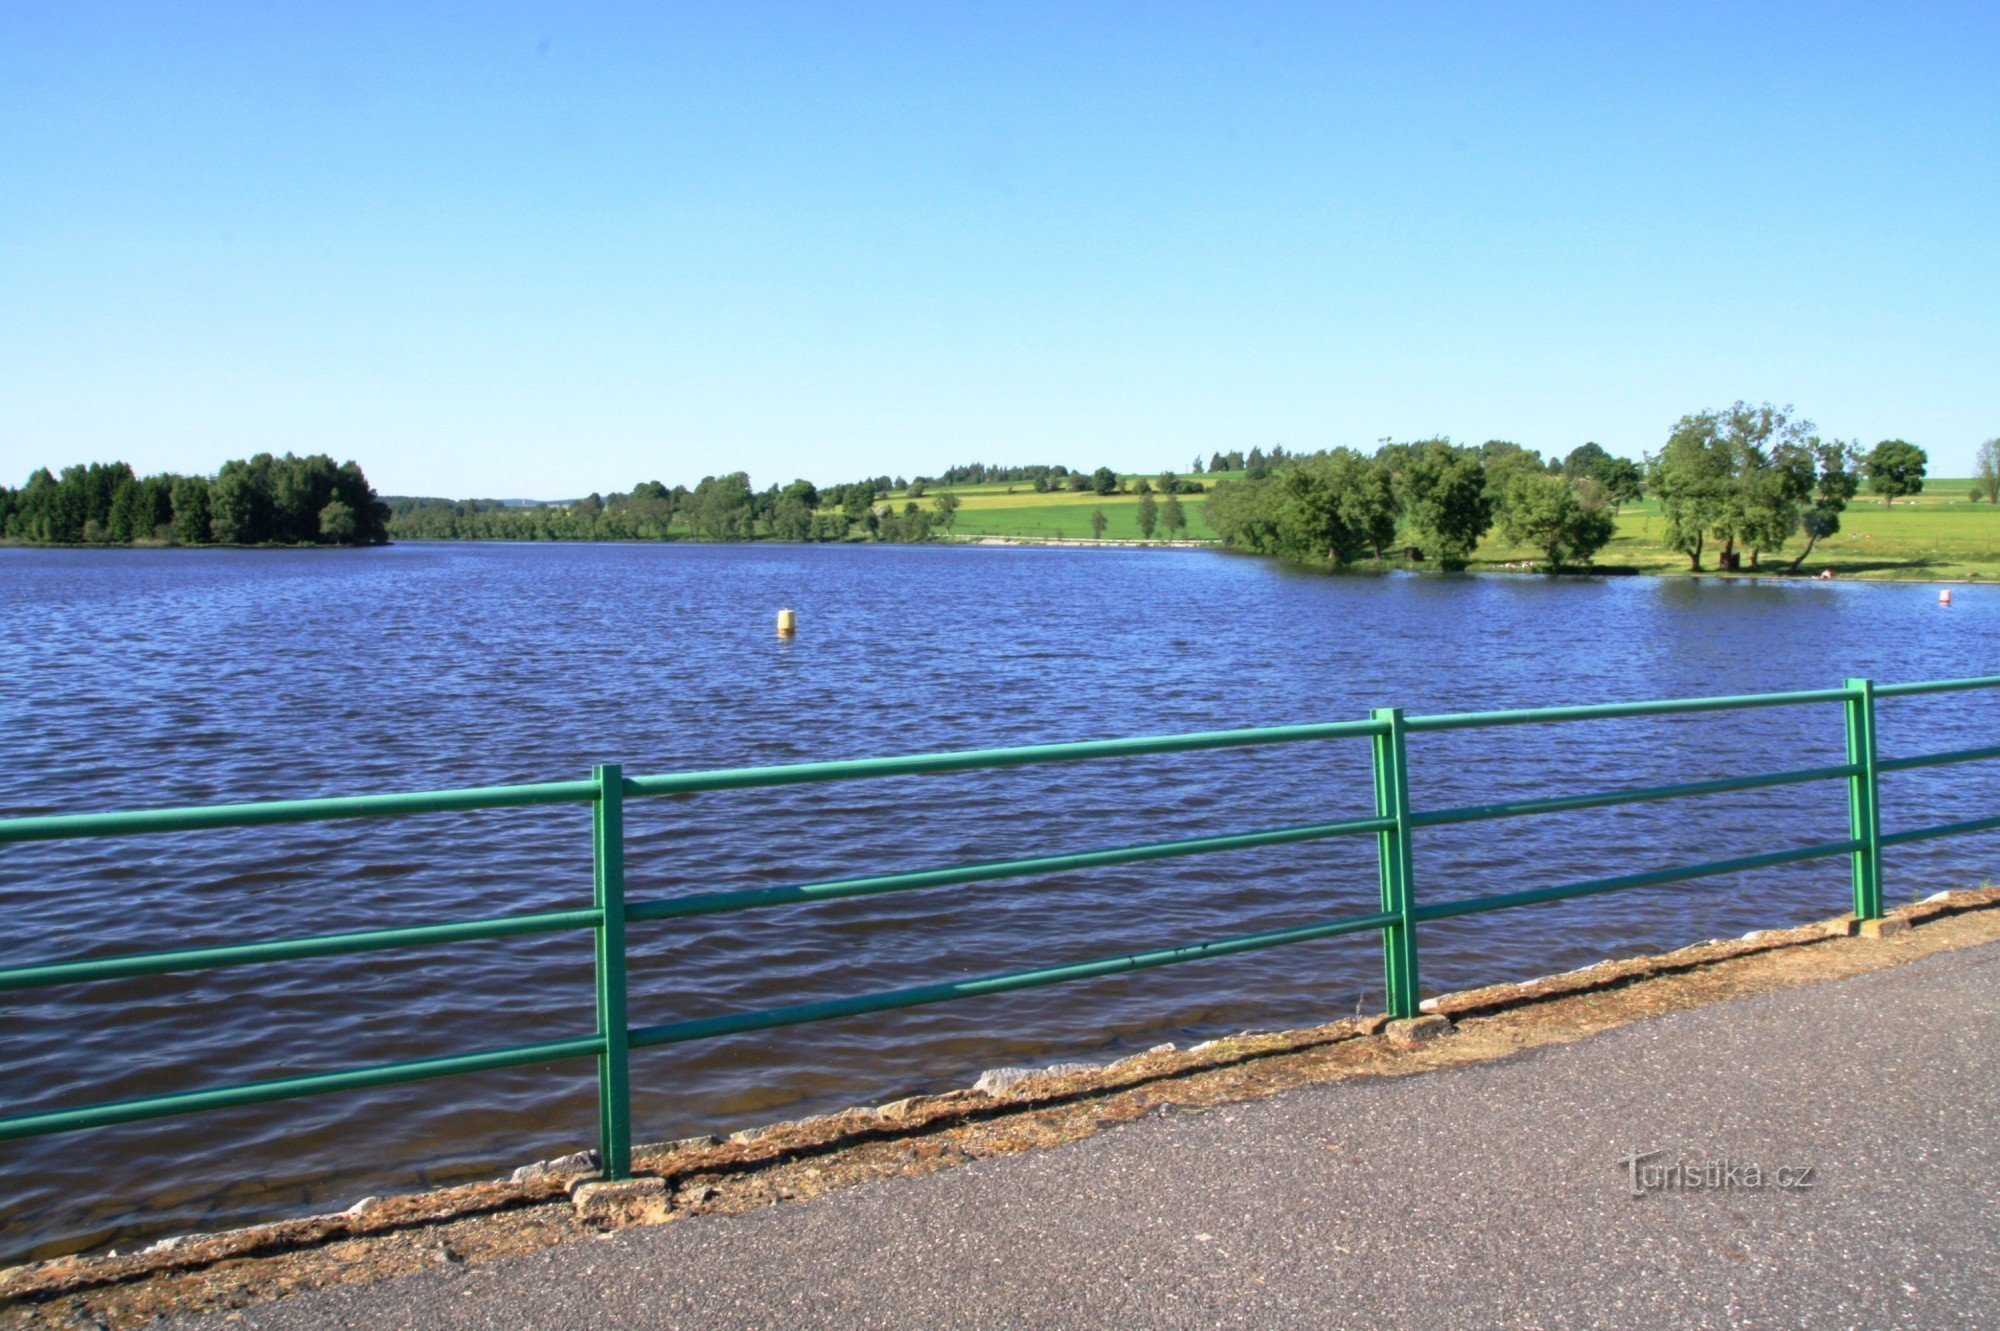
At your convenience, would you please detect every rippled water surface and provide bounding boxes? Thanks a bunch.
[1,542,1994,1257]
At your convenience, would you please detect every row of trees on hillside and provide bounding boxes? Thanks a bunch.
[1,454,390,546]
[385,463,1210,544]
[1194,446,1295,477]
[1019,466,1204,496]
[387,473,968,544]
[905,461,1204,496]
[924,462,1070,486]
[1204,440,1634,571]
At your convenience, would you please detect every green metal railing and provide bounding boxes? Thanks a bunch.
[2,674,1996,1182]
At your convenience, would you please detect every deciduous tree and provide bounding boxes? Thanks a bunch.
[170,476,212,544]
[1648,403,1813,570]
[317,500,358,543]
[1865,439,1927,507]
[1976,438,2000,504]
[932,490,960,534]
[1785,440,1861,573]
[1562,442,1643,508]
[1397,441,1491,571]
[1495,471,1615,570]
[687,473,755,539]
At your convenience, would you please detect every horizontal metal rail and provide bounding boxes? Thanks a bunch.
[1,670,1995,1184]
[1411,838,1866,922]
[1877,744,2000,773]
[1880,814,2000,848]
[0,908,603,992]
[0,780,599,844]
[629,910,1399,1048]
[4,679,1983,847]
[1875,674,2000,698]
[0,1035,605,1143]
[0,719,1397,845]
[623,718,1390,797]
[1409,762,1860,828]
[627,815,1393,922]
[1404,686,1856,733]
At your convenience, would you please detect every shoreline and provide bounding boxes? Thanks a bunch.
[942,537,1994,585]
[948,534,1218,550]
[5,534,1991,586]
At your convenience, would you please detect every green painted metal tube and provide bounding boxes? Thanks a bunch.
[5,675,1988,844]
[592,765,632,1181]
[1873,674,2000,698]
[628,910,1398,1049]
[0,908,603,993]
[1410,838,1866,923]
[0,779,597,844]
[1877,744,2000,773]
[0,1035,606,1142]
[1845,678,1885,920]
[1371,708,1420,1020]
[1409,762,1860,828]
[625,815,1394,923]
[624,718,1388,798]
[1879,813,2000,847]
[1403,686,1854,733]
[5,675,1989,845]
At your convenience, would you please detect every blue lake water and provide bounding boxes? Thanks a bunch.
[0,541,1993,1258]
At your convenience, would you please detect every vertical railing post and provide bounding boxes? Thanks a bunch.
[1371,708,1420,1019]
[592,763,632,1179]
[1843,679,1884,921]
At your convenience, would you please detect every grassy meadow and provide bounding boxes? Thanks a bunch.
[903,476,1223,542]
[890,474,2000,582]
[1480,478,2000,581]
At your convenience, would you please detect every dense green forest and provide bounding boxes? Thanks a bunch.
[0,454,390,546]
[391,475,930,542]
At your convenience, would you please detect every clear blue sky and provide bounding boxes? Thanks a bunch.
[3,3,1995,497]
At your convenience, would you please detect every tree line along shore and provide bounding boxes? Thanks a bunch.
[1,454,390,547]
[7,408,1999,581]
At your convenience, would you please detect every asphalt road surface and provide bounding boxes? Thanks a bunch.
[185,942,2000,1330]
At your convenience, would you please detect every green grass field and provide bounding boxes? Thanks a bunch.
[1478,479,2000,581]
[914,477,1222,542]
[888,474,2000,581]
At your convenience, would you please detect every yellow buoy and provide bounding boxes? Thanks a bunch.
[777,608,797,636]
